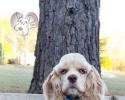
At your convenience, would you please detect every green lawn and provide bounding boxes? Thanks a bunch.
[0,65,33,93]
[102,72,125,95]
[0,64,125,95]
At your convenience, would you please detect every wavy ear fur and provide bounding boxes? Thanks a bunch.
[43,70,63,100]
[83,66,104,100]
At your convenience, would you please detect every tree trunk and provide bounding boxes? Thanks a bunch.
[28,0,100,93]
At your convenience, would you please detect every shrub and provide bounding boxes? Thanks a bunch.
[8,58,18,64]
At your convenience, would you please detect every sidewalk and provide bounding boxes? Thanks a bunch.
[0,93,43,100]
[0,93,125,100]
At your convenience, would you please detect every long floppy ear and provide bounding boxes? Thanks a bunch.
[10,12,23,29]
[43,70,63,100]
[84,66,104,100]
[26,12,38,29]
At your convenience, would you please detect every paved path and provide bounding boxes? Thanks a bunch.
[0,93,125,100]
[0,93,44,100]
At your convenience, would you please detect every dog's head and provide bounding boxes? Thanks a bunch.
[11,12,38,36]
[43,53,104,100]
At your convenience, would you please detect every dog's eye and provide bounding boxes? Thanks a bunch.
[78,69,86,74]
[60,69,68,74]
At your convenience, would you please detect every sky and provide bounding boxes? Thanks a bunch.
[0,0,39,17]
[0,0,125,36]
[100,0,125,36]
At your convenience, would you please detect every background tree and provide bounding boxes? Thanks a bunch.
[100,37,112,71]
[28,0,100,93]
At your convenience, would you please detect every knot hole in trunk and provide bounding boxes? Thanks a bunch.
[68,8,75,16]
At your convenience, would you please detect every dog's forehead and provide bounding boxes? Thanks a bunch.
[60,53,86,62]
[18,18,28,22]
[54,53,92,71]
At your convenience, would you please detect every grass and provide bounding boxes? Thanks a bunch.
[0,64,125,95]
[0,64,33,93]
[102,72,125,95]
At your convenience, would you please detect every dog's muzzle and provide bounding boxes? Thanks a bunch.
[68,74,77,84]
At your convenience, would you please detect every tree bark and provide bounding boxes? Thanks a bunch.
[28,0,100,93]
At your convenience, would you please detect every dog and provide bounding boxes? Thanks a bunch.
[43,53,105,100]
[11,12,38,36]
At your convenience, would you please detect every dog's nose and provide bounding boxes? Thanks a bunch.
[18,27,23,31]
[68,74,77,83]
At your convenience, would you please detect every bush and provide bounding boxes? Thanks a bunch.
[8,58,19,64]
[100,37,112,71]
[100,56,112,71]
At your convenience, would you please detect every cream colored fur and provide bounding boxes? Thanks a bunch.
[43,53,105,100]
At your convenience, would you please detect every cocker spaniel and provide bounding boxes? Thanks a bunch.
[43,53,105,100]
